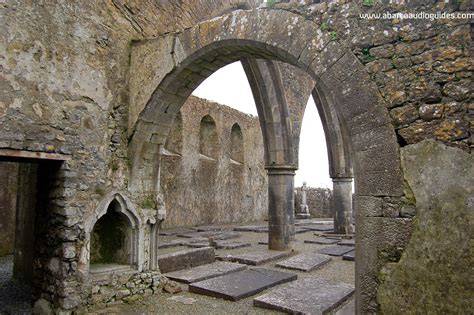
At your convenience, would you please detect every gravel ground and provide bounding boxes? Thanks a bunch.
[87,220,355,315]
[0,255,33,315]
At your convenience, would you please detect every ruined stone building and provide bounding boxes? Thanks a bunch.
[0,0,472,313]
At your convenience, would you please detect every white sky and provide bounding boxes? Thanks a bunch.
[192,62,331,188]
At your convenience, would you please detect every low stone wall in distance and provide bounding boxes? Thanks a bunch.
[295,187,333,218]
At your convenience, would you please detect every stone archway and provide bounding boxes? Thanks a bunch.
[128,9,404,313]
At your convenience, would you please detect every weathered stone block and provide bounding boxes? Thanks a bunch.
[158,247,215,273]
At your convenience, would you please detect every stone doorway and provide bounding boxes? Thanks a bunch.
[0,150,67,314]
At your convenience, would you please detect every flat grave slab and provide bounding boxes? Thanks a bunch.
[158,247,215,273]
[185,242,210,248]
[343,250,355,261]
[304,238,340,245]
[164,261,247,284]
[311,225,334,232]
[177,231,222,239]
[158,239,185,249]
[211,232,242,240]
[276,253,331,272]
[218,250,290,266]
[335,299,355,315]
[233,225,264,232]
[294,227,311,234]
[215,240,251,250]
[189,268,297,301]
[295,220,333,226]
[193,225,223,232]
[253,276,354,314]
[159,228,195,236]
[319,246,354,257]
[234,225,268,233]
[338,239,355,246]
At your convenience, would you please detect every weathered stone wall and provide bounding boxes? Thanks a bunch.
[160,96,267,228]
[295,186,333,218]
[1,0,472,312]
[0,162,18,256]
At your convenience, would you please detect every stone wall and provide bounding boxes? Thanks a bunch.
[295,186,333,218]
[0,162,18,256]
[1,0,472,313]
[160,96,267,228]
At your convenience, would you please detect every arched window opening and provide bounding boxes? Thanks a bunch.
[90,200,132,266]
[230,123,244,164]
[199,115,219,159]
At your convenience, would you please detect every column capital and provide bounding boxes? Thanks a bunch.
[265,164,297,175]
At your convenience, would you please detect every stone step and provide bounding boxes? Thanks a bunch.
[217,250,290,266]
[163,261,247,284]
[253,277,354,314]
[158,247,215,273]
[189,268,297,301]
[276,253,331,272]
[319,246,354,257]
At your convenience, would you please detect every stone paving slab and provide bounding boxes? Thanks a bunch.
[343,250,355,261]
[304,238,340,245]
[276,253,331,272]
[164,261,247,284]
[159,228,195,236]
[215,240,251,250]
[253,276,354,314]
[338,239,355,246]
[158,239,185,249]
[319,246,354,257]
[218,251,291,266]
[158,247,215,273]
[189,268,297,301]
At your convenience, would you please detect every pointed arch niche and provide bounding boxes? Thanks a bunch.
[82,192,143,277]
[199,115,219,160]
[230,123,244,164]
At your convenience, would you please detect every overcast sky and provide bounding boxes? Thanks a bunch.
[192,61,331,188]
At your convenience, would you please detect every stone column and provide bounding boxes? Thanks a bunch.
[332,177,354,234]
[266,165,296,251]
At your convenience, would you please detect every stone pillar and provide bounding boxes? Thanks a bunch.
[13,163,38,284]
[266,166,296,251]
[332,177,354,234]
